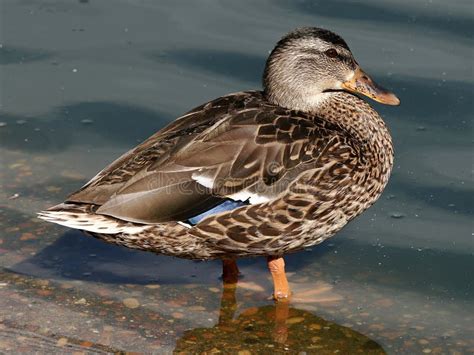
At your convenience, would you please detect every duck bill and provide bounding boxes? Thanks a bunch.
[341,67,400,106]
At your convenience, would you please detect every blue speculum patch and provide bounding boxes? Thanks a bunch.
[187,199,248,225]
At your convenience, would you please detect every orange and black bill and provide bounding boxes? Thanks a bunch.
[342,67,400,106]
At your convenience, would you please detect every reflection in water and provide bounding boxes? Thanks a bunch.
[175,276,385,354]
[148,49,264,84]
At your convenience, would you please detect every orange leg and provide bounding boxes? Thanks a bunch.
[267,256,290,301]
[219,259,239,325]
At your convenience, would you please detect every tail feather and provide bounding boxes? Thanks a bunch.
[38,204,151,234]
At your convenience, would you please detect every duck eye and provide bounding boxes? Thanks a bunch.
[325,48,338,58]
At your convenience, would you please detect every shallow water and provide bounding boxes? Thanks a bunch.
[0,0,472,353]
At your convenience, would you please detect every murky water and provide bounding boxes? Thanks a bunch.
[1,0,472,353]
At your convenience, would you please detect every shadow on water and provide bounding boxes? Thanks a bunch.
[0,46,54,65]
[147,48,264,85]
[8,226,473,300]
[392,178,472,216]
[10,230,219,285]
[0,101,172,152]
[275,0,473,41]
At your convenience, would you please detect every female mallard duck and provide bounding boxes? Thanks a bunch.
[39,27,399,300]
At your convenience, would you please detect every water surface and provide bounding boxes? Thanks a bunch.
[0,0,472,353]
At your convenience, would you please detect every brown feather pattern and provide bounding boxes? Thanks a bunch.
[44,89,393,259]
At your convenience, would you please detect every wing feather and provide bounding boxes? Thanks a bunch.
[67,91,358,224]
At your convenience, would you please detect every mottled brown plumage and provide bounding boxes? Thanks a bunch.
[39,27,399,299]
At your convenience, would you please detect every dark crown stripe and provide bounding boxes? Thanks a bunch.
[278,27,350,50]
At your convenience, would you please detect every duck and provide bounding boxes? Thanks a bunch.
[39,27,399,301]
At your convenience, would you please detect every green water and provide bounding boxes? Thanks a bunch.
[0,0,472,353]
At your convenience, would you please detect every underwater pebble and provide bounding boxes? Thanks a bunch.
[188,305,206,311]
[36,279,49,287]
[45,186,62,193]
[60,170,85,180]
[0,122,6,127]
[369,324,385,331]
[9,163,24,169]
[145,284,160,289]
[172,312,184,319]
[374,298,394,307]
[123,298,140,309]
[74,298,87,305]
[390,212,405,219]
[56,337,68,347]
[20,233,36,241]
[183,284,198,289]
[240,307,258,316]
[80,119,93,124]
[36,289,52,296]
[286,317,305,324]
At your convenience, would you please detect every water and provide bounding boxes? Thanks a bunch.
[0,0,472,353]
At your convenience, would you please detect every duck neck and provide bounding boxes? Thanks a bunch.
[264,85,332,113]
[312,92,394,186]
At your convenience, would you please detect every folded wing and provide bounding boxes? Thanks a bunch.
[67,92,354,224]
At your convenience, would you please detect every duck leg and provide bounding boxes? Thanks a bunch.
[267,256,290,301]
[222,258,239,285]
[219,259,239,325]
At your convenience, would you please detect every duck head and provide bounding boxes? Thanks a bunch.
[263,27,400,111]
